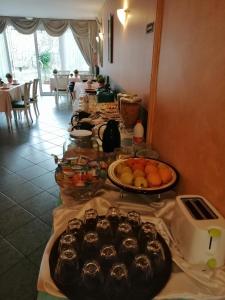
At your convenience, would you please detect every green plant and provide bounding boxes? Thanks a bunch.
[97,74,105,84]
[39,51,51,80]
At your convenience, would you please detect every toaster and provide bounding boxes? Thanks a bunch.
[170,195,225,268]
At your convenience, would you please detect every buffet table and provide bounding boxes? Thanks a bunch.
[37,182,225,300]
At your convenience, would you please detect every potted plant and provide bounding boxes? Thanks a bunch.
[39,51,51,81]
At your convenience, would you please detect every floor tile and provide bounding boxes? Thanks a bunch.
[26,151,51,164]
[37,158,57,171]
[15,164,48,180]
[0,173,26,192]
[3,181,43,203]
[49,136,66,146]
[30,172,57,189]
[47,185,60,198]
[6,218,51,256]
[31,141,57,151]
[1,156,34,172]
[0,166,13,176]
[38,133,59,141]
[0,192,16,213]
[0,205,35,236]
[20,191,58,217]
[39,209,54,226]
[0,257,38,300]
[0,237,24,275]
[43,145,63,156]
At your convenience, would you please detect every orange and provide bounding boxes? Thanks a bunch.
[158,166,172,184]
[132,163,145,172]
[147,172,162,187]
[145,164,158,175]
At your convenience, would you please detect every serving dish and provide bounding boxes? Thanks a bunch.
[54,155,108,198]
[49,210,172,300]
[108,158,179,194]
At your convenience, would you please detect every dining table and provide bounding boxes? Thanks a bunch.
[0,83,24,128]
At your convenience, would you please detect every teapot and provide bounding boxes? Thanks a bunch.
[98,120,121,153]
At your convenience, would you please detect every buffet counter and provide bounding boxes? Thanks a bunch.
[37,181,225,300]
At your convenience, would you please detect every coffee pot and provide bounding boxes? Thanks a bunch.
[98,120,121,153]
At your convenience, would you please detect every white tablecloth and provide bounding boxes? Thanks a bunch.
[37,183,225,299]
[0,83,24,117]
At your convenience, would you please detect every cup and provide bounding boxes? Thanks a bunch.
[58,233,78,254]
[99,244,117,273]
[81,231,99,260]
[115,222,133,247]
[54,248,79,285]
[145,240,165,274]
[81,260,103,291]
[130,254,152,287]
[119,237,139,266]
[84,208,98,231]
[66,218,84,247]
[138,222,157,251]
[106,263,129,298]
[127,211,141,234]
[106,207,121,233]
[96,218,113,245]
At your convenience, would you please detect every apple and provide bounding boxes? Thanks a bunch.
[120,172,134,185]
[134,176,148,188]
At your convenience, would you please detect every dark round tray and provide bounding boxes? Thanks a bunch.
[49,216,172,300]
[107,158,179,195]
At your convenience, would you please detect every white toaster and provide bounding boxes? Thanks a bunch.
[170,195,225,268]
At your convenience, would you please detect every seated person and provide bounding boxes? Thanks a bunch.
[96,75,106,91]
[6,73,13,84]
[69,70,81,99]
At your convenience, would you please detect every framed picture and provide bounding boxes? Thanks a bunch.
[108,14,113,63]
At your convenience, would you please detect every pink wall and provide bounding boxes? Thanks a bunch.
[100,0,156,108]
[151,0,225,216]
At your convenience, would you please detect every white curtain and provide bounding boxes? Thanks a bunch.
[0,17,97,71]
[70,20,97,74]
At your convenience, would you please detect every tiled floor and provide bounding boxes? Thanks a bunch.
[0,96,72,299]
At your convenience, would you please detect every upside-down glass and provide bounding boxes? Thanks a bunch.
[82,231,99,260]
[81,260,103,291]
[127,211,141,234]
[96,218,113,245]
[145,240,165,274]
[99,244,117,273]
[138,222,157,251]
[115,222,133,247]
[58,233,78,254]
[119,237,139,266]
[106,263,129,298]
[84,208,98,231]
[130,254,152,287]
[54,248,79,285]
[106,207,122,233]
[66,218,84,243]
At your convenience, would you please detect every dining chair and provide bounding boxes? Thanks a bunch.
[30,78,40,117]
[54,74,70,101]
[12,82,33,126]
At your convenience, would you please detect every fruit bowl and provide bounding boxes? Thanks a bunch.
[108,158,179,194]
[55,155,108,198]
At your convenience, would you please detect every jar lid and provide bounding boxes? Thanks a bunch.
[70,129,92,138]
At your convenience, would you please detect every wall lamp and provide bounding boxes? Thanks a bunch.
[117,8,129,26]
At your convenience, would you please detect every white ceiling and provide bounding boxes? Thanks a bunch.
[0,0,105,20]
